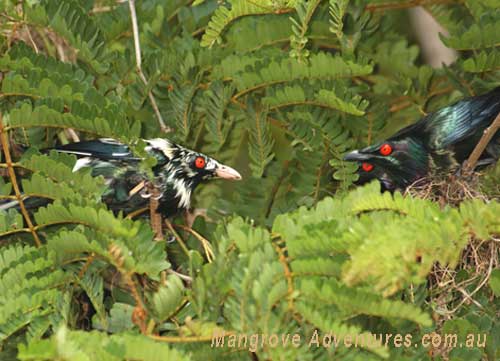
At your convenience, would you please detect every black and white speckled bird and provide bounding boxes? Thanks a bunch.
[1,138,242,217]
[63,138,242,217]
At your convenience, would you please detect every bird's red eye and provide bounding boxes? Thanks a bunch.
[379,143,393,156]
[195,157,206,169]
[362,162,374,172]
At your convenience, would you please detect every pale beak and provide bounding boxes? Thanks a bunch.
[343,150,370,161]
[215,164,242,180]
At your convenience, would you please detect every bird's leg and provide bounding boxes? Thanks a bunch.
[146,182,164,240]
[184,208,211,228]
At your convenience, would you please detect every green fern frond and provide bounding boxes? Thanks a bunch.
[199,81,234,151]
[247,107,275,177]
[329,0,349,40]
[78,271,106,326]
[17,326,190,361]
[26,0,109,73]
[6,103,141,141]
[263,85,369,115]
[462,49,500,73]
[148,274,186,323]
[441,19,500,50]
[201,0,294,48]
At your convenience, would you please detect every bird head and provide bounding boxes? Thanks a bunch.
[343,137,429,192]
[167,148,242,184]
[145,139,242,213]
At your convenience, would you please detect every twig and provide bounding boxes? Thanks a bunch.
[462,111,500,174]
[165,219,191,258]
[0,114,42,247]
[174,224,214,263]
[24,25,39,53]
[167,269,193,282]
[128,0,171,133]
[449,244,495,314]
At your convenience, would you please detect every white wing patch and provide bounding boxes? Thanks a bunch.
[146,138,176,159]
[57,150,92,157]
[72,157,92,172]
[99,138,124,145]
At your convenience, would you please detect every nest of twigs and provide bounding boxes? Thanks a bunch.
[404,173,499,358]
[404,173,492,206]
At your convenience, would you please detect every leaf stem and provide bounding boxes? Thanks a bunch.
[0,113,42,247]
[165,219,191,258]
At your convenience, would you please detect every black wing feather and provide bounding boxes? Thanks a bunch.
[53,139,140,161]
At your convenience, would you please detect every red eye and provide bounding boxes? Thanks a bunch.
[379,143,393,156]
[362,163,374,172]
[195,156,206,169]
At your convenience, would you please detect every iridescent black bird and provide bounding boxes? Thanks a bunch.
[344,87,500,191]
[1,138,242,217]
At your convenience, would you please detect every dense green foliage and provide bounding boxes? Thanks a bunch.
[0,0,499,360]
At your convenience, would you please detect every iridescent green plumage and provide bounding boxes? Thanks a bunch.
[345,87,500,191]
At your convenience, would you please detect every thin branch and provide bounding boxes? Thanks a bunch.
[167,269,193,282]
[128,0,171,133]
[165,219,191,258]
[463,111,500,174]
[0,114,42,247]
[174,224,215,263]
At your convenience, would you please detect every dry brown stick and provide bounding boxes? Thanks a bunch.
[0,114,42,247]
[462,111,500,174]
[128,0,171,133]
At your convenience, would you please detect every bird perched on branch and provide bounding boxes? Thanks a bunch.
[1,138,242,217]
[344,87,500,191]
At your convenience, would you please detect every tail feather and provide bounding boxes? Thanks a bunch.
[0,197,51,212]
[0,200,20,212]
